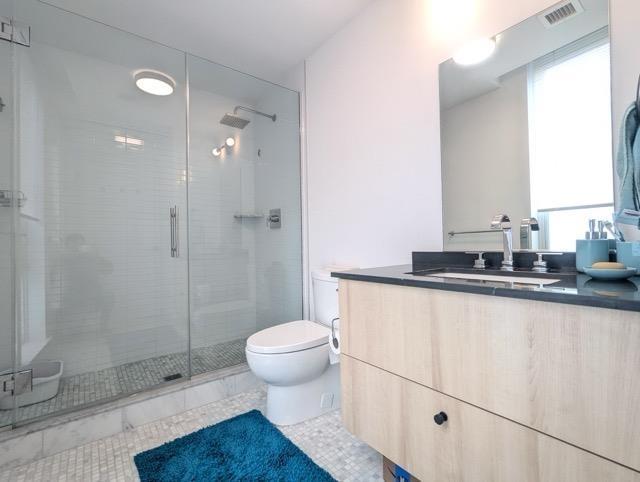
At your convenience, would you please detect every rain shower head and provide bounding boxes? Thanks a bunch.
[220,113,251,129]
[219,105,276,129]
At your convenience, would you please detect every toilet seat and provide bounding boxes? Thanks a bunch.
[246,320,329,355]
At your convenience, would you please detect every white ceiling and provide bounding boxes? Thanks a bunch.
[39,0,374,84]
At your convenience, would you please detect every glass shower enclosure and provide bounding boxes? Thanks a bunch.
[0,0,302,430]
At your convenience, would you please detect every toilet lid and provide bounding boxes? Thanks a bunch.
[246,320,330,354]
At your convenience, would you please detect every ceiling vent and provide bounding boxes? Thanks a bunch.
[538,0,584,28]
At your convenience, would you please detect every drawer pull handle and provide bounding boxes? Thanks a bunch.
[434,411,448,426]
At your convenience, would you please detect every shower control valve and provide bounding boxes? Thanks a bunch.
[267,208,281,229]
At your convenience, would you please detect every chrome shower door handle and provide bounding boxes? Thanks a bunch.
[170,207,175,257]
[170,206,179,258]
[174,206,179,257]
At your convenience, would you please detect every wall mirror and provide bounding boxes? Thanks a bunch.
[439,0,612,252]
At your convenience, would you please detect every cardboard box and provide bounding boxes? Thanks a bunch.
[382,456,421,482]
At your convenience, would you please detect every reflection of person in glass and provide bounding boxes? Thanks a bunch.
[61,233,114,330]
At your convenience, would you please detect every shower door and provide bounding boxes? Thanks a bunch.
[6,0,190,426]
[0,0,303,430]
[187,55,303,375]
[0,0,16,430]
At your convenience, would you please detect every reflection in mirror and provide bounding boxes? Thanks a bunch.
[440,0,612,252]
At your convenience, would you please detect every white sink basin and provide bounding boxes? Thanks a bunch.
[425,272,560,286]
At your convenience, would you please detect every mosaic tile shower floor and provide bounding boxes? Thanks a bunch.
[0,339,248,426]
[0,388,383,482]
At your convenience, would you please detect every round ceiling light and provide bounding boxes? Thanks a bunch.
[225,137,235,147]
[134,70,176,96]
[453,38,496,66]
[212,147,222,157]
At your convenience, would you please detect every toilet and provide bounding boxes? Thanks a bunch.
[246,269,341,425]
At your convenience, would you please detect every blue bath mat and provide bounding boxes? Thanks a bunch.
[134,409,336,481]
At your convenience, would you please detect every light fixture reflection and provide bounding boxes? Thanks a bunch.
[453,38,496,66]
[114,135,144,146]
[212,137,236,157]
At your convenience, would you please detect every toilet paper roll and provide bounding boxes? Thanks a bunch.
[329,319,340,364]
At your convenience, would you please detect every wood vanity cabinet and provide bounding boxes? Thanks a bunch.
[338,280,640,481]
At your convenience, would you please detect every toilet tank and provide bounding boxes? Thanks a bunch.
[311,270,339,326]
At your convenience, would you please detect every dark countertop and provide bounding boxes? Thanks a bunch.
[331,264,640,313]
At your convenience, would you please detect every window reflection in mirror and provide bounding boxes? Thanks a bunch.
[440,0,612,252]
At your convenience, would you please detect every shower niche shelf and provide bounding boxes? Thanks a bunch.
[233,213,264,220]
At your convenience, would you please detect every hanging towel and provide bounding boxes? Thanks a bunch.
[616,103,640,225]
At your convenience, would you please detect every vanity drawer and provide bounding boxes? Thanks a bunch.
[341,355,640,482]
[338,280,640,470]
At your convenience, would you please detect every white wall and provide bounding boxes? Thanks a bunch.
[304,0,638,270]
[442,69,531,251]
[306,0,441,270]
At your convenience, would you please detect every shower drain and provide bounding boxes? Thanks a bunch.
[163,373,183,382]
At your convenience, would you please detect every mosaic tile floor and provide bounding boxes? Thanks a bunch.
[0,388,382,482]
[0,339,247,426]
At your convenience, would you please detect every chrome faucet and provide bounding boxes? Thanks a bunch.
[490,214,514,271]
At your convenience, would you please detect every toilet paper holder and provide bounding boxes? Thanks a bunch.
[331,317,340,349]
